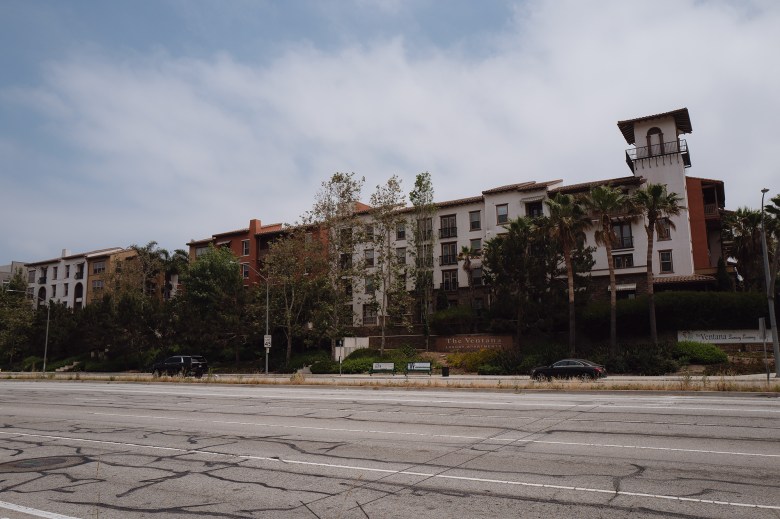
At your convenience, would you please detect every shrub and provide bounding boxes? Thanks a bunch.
[477,364,504,376]
[675,341,728,365]
[309,360,339,374]
[446,349,501,372]
[340,358,375,374]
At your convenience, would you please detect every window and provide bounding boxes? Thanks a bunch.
[242,240,250,256]
[52,267,58,280]
[362,305,377,325]
[442,270,458,291]
[364,249,374,267]
[51,285,56,297]
[340,253,352,270]
[440,215,457,239]
[195,246,208,257]
[469,238,482,254]
[92,280,104,291]
[469,211,481,231]
[417,218,433,241]
[28,270,35,283]
[496,204,509,224]
[241,263,250,279]
[396,247,406,265]
[416,243,433,268]
[92,261,106,274]
[364,225,374,241]
[365,276,375,294]
[525,201,543,218]
[440,242,457,265]
[613,254,634,269]
[64,283,69,296]
[343,280,353,297]
[658,218,672,241]
[472,267,483,286]
[65,265,70,278]
[612,222,633,249]
[659,250,673,273]
[339,227,353,249]
[396,222,406,241]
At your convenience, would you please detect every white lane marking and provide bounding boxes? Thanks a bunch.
[86,412,780,459]
[5,383,779,414]
[0,500,82,519]
[1,431,778,512]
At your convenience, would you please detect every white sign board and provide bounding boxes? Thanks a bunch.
[263,335,272,348]
[678,329,775,344]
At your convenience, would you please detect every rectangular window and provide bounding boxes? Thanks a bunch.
[64,283,69,296]
[362,305,377,325]
[241,263,250,279]
[340,253,352,270]
[416,243,433,268]
[613,254,634,269]
[92,261,106,274]
[242,240,250,256]
[195,246,208,257]
[364,276,375,294]
[365,249,374,267]
[472,267,483,286]
[28,270,36,283]
[440,242,457,265]
[52,266,58,280]
[612,222,634,249]
[364,225,374,241]
[496,204,509,224]
[658,218,672,241]
[470,238,482,253]
[51,285,56,297]
[343,280,353,297]
[65,265,70,278]
[339,227,353,249]
[442,270,458,291]
[659,250,674,273]
[440,215,457,239]
[92,280,104,291]
[417,218,433,241]
[469,210,481,231]
[525,201,544,218]
[396,222,406,241]
[396,247,406,265]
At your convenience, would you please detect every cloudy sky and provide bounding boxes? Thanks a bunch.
[1,0,778,262]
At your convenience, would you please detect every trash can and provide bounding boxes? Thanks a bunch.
[441,366,450,377]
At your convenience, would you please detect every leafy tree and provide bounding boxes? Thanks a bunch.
[585,185,633,356]
[457,245,480,314]
[264,228,330,362]
[367,174,413,353]
[408,172,436,350]
[763,193,780,293]
[545,192,593,355]
[303,172,366,349]
[0,269,33,366]
[723,207,764,291]
[632,183,684,345]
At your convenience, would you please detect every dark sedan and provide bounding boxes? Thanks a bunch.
[530,359,607,381]
[151,355,208,378]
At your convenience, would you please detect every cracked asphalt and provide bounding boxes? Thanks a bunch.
[0,381,778,518]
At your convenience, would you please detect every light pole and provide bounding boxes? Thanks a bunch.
[6,289,50,373]
[237,263,271,374]
[759,188,780,377]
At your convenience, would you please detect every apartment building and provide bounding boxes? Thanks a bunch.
[25,248,122,309]
[0,261,28,289]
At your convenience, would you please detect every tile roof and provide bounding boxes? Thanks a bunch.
[617,108,692,145]
[654,274,715,284]
[550,176,644,194]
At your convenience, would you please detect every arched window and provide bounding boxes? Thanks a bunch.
[646,127,664,156]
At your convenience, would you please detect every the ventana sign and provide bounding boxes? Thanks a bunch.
[434,335,512,352]
[678,329,774,344]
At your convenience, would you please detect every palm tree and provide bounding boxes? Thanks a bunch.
[458,245,480,330]
[765,194,780,291]
[545,193,592,356]
[724,207,766,291]
[632,183,684,345]
[585,185,632,357]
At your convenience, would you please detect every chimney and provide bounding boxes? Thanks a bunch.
[249,219,262,235]
[62,249,71,257]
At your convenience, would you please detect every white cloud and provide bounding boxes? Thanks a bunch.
[2,0,779,261]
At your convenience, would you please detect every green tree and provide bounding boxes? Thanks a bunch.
[408,172,436,350]
[632,183,684,345]
[545,192,593,355]
[762,194,780,292]
[367,174,412,353]
[0,269,33,366]
[585,185,633,356]
[457,245,480,327]
[723,207,764,291]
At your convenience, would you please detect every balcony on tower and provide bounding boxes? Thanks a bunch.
[618,108,693,174]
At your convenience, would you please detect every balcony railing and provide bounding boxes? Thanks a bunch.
[704,203,719,217]
[74,272,84,279]
[439,255,458,266]
[612,236,634,249]
[38,277,47,284]
[362,315,377,326]
[439,227,457,239]
[441,280,459,291]
[625,139,690,172]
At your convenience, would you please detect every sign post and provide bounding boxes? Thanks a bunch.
[760,318,770,385]
[264,334,272,375]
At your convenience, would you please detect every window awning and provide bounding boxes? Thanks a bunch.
[608,283,637,292]
[216,240,231,246]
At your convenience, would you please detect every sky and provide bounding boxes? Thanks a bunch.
[1,0,779,262]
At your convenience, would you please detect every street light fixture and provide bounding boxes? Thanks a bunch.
[5,289,50,373]
[237,262,271,374]
[759,188,780,377]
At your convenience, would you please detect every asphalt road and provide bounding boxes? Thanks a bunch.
[0,382,778,519]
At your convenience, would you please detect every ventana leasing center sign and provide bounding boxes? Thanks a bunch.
[434,335,513,352]
[678,329,775,344]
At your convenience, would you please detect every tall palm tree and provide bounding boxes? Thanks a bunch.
[545,193,592,356]
[632,183,684,345]
[585,185,632,357]
[764,194,780,290]
[724,207,767,291]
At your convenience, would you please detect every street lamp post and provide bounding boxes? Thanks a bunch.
[238,263,271,374]
[759,188,780,377]
[6,289,50,373]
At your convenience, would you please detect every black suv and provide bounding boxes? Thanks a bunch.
[151,355,208,378]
